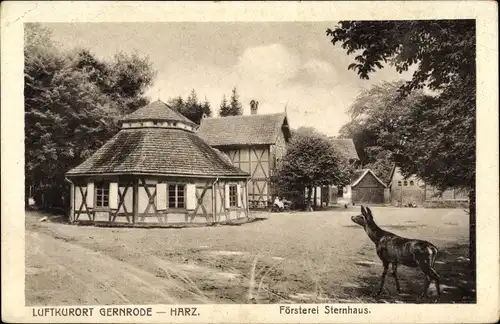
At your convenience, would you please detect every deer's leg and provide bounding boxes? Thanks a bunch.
[429,267,441,298]
[416,260,432,299]
[392,263,401,293]
[376,261,389,296]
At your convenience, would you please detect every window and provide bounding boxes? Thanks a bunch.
[409,180,414,186]
[96,183,109,207]
[229,185,237,207]
[403,180,408,186]
[397,181,402,186]
[337,186,344,196]
[168,184,185,208]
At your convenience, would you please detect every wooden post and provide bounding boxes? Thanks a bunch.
[313,187,317,208]
[133,178,139,224]
[400,182,403,207]
[69,182,75,223]
[268,146,271,202]
[212,180,216,223]
[246,180,249,218]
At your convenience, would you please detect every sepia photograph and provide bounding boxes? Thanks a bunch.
[23,19,477,305]
[1,1,499,323]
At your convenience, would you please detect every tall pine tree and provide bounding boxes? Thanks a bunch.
[229,87,243,116]
[218,95,231,117]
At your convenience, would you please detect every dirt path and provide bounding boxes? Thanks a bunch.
[25,229,210,306]
[25,208,473,305]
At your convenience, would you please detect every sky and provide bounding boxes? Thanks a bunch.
[44,22,411,136]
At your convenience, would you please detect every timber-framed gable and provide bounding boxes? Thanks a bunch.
[197,104,290,208]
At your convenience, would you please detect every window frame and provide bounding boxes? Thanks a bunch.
[229,184,238,207]
[95,182,109,208]
[168,183,186,209]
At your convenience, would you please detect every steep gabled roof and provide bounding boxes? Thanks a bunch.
[66,128,249,177]
[121,100,197,127]
[330,138,359,160]
[351,169,387,188]
[197,113,290,146]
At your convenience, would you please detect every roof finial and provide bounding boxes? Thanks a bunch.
[157,88,161,101]
[284,102,288,114]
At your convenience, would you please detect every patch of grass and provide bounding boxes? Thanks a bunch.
[53,235,76,243]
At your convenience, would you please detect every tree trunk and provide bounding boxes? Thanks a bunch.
[469,188,476,282]
[306,185,313,211]
[313,187,317,208]
[25,186,30,208]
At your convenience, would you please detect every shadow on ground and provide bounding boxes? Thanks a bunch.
[25,208,68,224]
[345,243,476,304]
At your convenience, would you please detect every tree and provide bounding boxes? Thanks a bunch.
[228,87,243,116]
[202,97,212,119]
[167,96,185,113]
[339,81,428,183]
[24,23,156,209]
[73,49,156,115]
[168,90,211,125]
[271,129,353,210]
[218,95,231,117]
[327,20,476,272]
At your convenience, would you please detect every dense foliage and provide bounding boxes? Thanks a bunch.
[339,81,429,183]
[271,129,353,209]
[167,89,212,125]
[24,23,156,208]
[328,20,476,269]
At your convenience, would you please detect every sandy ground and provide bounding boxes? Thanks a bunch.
[25,207,474,305]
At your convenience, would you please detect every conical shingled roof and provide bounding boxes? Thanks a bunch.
[66,129,249,177]
[121,99,197,127]
[66,101,249,178]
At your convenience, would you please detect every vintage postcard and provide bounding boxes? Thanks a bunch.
[1,1,499,323]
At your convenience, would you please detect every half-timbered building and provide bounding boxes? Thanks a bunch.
[388,165,469,207]
[197,100,291,208]
[66,100,250,225]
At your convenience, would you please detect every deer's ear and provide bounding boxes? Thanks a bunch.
[361,205,367,216]
[365,207,373,220]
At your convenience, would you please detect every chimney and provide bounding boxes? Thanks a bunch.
[250,100,259,115]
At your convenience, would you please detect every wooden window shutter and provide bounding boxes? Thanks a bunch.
[156,183,167,210]
[186,184,196,210]
[237,184,242,207]
[86,182,94,208]
[109,182,118,209]
[224,184,230,209]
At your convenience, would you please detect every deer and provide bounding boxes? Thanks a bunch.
[351,206,440,300]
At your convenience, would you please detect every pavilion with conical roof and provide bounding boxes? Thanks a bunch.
[66,100,250,225]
